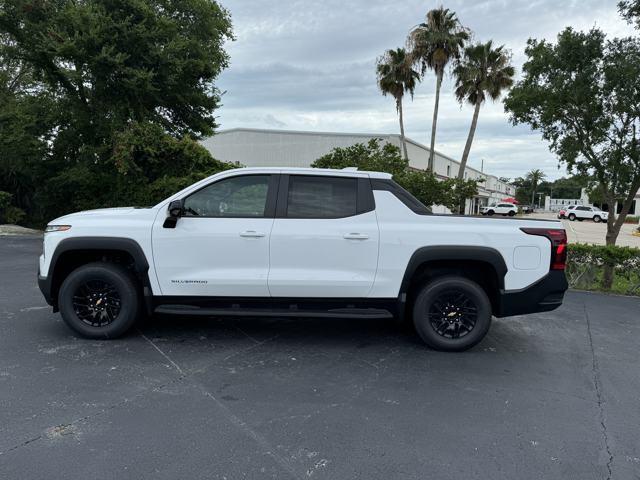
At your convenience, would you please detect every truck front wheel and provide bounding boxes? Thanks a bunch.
[412,276,492,352]
[58,262,140,339]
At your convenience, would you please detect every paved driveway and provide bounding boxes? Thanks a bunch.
[1,236,639,479]
[528,212,640,247]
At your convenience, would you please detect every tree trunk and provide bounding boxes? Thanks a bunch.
[428,70,443,172]
[602,194,618,290]
[457,99,482,181]
[398,98,409,162]
[602,179,640,289]
[531,186,536,208]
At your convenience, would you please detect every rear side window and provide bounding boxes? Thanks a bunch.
[286,176,357,218]
[370,179,432,215]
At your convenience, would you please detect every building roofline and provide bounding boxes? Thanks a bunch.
[215,127,399,140]
[213,127,509,185]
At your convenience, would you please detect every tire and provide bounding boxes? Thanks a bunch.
[508,210,516,217]
[568,213,576,221]
[412,276,492,352]
[593,215,602,223]
[487,210,495,216]
[58,262,140,339]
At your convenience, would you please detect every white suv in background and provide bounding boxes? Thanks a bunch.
[480,202,518,217]
[567,205,608,223]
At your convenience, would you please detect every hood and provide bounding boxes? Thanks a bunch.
[49,206,156,225]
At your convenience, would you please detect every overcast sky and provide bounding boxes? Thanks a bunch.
[215,1,635,180]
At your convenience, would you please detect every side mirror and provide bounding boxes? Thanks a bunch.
[163,199,183,229]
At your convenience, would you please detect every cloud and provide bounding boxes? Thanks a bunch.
[215,0,636,180]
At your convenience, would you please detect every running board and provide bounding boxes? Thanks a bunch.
[154,305,393,319]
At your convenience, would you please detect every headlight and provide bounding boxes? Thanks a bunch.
[44,225,71,233]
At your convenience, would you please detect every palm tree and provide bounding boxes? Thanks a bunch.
[376,48,420,161]
[454,41,514,180]
[526,169,546,207]
[408,7,469,171]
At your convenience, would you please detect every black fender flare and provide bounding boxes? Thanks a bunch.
[39,237,151,309]
[398,245,508,303]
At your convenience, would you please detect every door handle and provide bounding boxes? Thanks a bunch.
[343,233,369,240]
[240,230,266,238]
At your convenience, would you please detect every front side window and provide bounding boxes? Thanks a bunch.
[286,176,357,218]
[183,175,270,217]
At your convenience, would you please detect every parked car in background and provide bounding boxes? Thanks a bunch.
[480,202,518,216]
[567,205,608,223]
[521,205,534,214]
[557,205,577,219]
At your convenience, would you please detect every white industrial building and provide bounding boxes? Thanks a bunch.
[201,128,515,214]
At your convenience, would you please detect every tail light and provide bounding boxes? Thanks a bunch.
[520,228,568,270]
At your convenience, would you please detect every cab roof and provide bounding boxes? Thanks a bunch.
[225,166,393,179]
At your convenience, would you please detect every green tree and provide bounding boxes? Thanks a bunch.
[505,28,640,288]
[526,169,546,207]
[453,41,514,181]
[619,0,640,27]
[511,177,532,205]
[0,51,54,220]
[376,48,420,161]
[312,140,479,212]
[312,139,409,176]
[537,174,591,200]
[408,7,469,171]
[0,0,234,225]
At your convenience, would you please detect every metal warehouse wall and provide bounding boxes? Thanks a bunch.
[200,128,513,203]
[202,129,399,168]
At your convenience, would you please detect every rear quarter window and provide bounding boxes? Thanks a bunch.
[286,176,358,218]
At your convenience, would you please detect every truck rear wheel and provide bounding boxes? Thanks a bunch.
[412,276,492,352]
[58,262,140,339]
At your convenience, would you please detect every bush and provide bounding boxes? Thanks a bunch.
[566,243,640,296]
[0,191,10,212]
[0,191,26,225]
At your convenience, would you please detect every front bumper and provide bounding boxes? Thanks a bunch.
[38,270,54,307]
[495,270,568,317]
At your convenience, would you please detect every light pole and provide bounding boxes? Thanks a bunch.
[537,192,544,209]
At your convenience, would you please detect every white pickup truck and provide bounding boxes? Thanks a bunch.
[38,167,568,351]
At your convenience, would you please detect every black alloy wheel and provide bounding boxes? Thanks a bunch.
[72,279,122,327]
[427,289,478,340]
[59,262,140,339]
[412,276,492,351]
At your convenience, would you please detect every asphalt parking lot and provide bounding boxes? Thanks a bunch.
[1,236,639,479]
